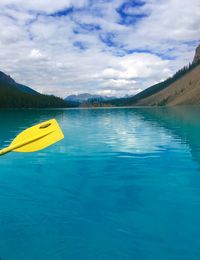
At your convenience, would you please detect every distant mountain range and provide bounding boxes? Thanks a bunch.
[65,93,116,103]
[0,71,73,108]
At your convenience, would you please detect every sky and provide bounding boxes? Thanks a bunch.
[0,0,199,98]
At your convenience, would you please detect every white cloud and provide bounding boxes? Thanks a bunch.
[29,49,44,59]
[0,0,199,98]
[0,0,89,13]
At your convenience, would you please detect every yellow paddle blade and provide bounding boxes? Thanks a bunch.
[10,118,64,153]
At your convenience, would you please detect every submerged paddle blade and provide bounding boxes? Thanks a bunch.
[11,119,64,153]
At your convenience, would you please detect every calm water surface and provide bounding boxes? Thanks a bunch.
[0,107,200,260]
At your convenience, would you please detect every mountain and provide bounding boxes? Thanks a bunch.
[105,44,200,107]
[134,63,200,106]
[193,44,200,64]
[65,93,96,102]
[0,71,38,95]
[16,84,39,95]
[65,93,116,103]
[0,71,72,108]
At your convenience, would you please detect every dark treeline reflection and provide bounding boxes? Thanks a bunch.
[133,106,200,167]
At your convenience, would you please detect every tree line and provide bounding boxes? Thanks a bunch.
[0,81,73,108]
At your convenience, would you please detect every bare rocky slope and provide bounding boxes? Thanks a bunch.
[105,44,200,107]
[131,44,200,106]
[136,63,200,106]
[193,44,200,64]
[136,45,200,106]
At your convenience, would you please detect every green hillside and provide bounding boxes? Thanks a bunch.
[0,71,72,108]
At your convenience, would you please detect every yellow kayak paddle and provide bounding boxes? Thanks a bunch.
[0,119,64,156]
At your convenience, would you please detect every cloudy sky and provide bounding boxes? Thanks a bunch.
[0,0,199,97]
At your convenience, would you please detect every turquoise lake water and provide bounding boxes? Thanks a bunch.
[1,107,200,260]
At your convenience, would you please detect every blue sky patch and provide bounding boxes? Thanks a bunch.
[79,22,101,31]
[100,32,117,47]
[73,41,88,50]
[117,0,148,26]
[125,48,176,60]
[73,22,101,34]
[49,7,74,17]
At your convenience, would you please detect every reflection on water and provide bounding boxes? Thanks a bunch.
[0,108,200,260]
[135,107,200,168]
